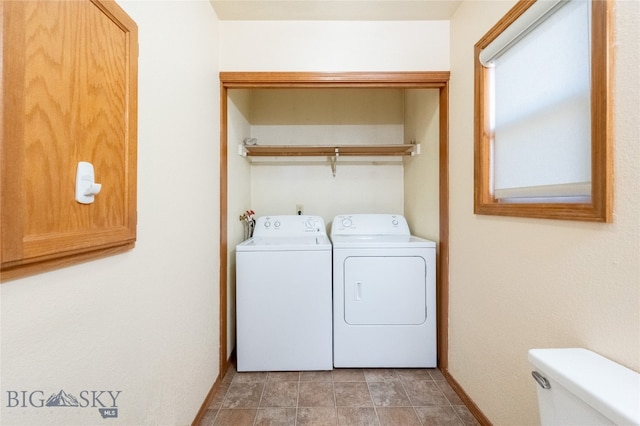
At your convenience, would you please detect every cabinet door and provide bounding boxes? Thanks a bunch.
[1,0,138,280]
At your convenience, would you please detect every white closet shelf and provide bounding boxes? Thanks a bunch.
[240,144,419,158]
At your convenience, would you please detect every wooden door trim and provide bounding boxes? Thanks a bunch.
[219,71,450,376]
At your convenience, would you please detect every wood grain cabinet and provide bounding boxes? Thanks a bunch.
[1,0,138,281]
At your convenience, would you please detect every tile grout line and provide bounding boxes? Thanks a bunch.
[211,371,234,425]
[252,375,267,426]
[436,375,467,426]
[363,371,383,426]
[331,372,338,426]
[397,377,421,425]
[294,374,300,426]
[435,377,468,426]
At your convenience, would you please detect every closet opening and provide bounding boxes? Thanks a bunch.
[218,72,450,378]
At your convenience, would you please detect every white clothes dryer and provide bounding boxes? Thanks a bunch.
[236,215,332,372]
[331,214,437,368]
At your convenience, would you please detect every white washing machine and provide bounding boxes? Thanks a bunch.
[236,215,333,372]
[331,214,437,368]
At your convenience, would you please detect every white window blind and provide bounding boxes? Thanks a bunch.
[483,0,592,202]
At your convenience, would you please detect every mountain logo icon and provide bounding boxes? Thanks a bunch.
[45,390,80,407]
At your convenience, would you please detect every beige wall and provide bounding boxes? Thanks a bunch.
[403,89,440,242]
[247,88,406,225]
[227,89,253,358]
[219,20,450,71]
[0,2,221,424]
[225,86,445,229]
[449,1,640,424]
[218,19,451,231]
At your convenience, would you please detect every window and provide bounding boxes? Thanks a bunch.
[474,0,613,222]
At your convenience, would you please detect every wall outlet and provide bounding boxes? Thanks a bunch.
[296,204,303,215]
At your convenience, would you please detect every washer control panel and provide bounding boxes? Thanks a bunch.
[331,214,410,236]
[254,215,326,237]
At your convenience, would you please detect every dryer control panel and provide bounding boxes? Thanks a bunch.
[331,214,410,236]
[253,215,327,237]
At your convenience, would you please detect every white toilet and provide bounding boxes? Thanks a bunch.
[529,348,640,425]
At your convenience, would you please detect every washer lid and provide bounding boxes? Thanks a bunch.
[331,234,435,249]
[237,235,332,251]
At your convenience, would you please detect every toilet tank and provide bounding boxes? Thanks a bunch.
[528,348,640,426]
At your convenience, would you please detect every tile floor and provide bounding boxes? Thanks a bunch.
[198,365,481,426]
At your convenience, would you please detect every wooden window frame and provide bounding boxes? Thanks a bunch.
[474,0,613,222]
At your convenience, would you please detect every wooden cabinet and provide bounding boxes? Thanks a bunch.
[1,0,138,281]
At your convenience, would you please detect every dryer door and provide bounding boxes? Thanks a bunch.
[343,256,427,325]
